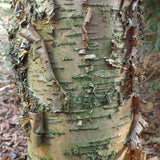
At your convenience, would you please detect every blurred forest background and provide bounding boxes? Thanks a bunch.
[0,0,159,159]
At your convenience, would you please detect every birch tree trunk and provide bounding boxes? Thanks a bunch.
[8,0,147,159]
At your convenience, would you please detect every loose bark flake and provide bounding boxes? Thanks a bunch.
[129,113,148,150]
[81,7,92,41]
[120,0,150,158]
[82,0,88,6]
[29,112,45,147]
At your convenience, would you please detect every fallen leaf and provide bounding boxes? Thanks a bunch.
[0,155,8,160]
[9,84,15,89]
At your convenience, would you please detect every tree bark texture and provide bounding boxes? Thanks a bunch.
[8,0,147,159]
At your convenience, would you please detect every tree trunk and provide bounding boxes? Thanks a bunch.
[8,0,147,159]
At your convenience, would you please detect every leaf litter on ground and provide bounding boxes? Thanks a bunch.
[0,2,27,160]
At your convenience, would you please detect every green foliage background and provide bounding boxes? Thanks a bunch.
[144,0,160,52]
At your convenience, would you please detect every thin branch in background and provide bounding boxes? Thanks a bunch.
[143,70,156,84]
[144,32,157,36]
[142,51,153,69]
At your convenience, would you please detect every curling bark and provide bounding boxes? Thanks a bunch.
[8,0,149,159]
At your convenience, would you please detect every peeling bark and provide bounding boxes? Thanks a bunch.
[8,0,148,159]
